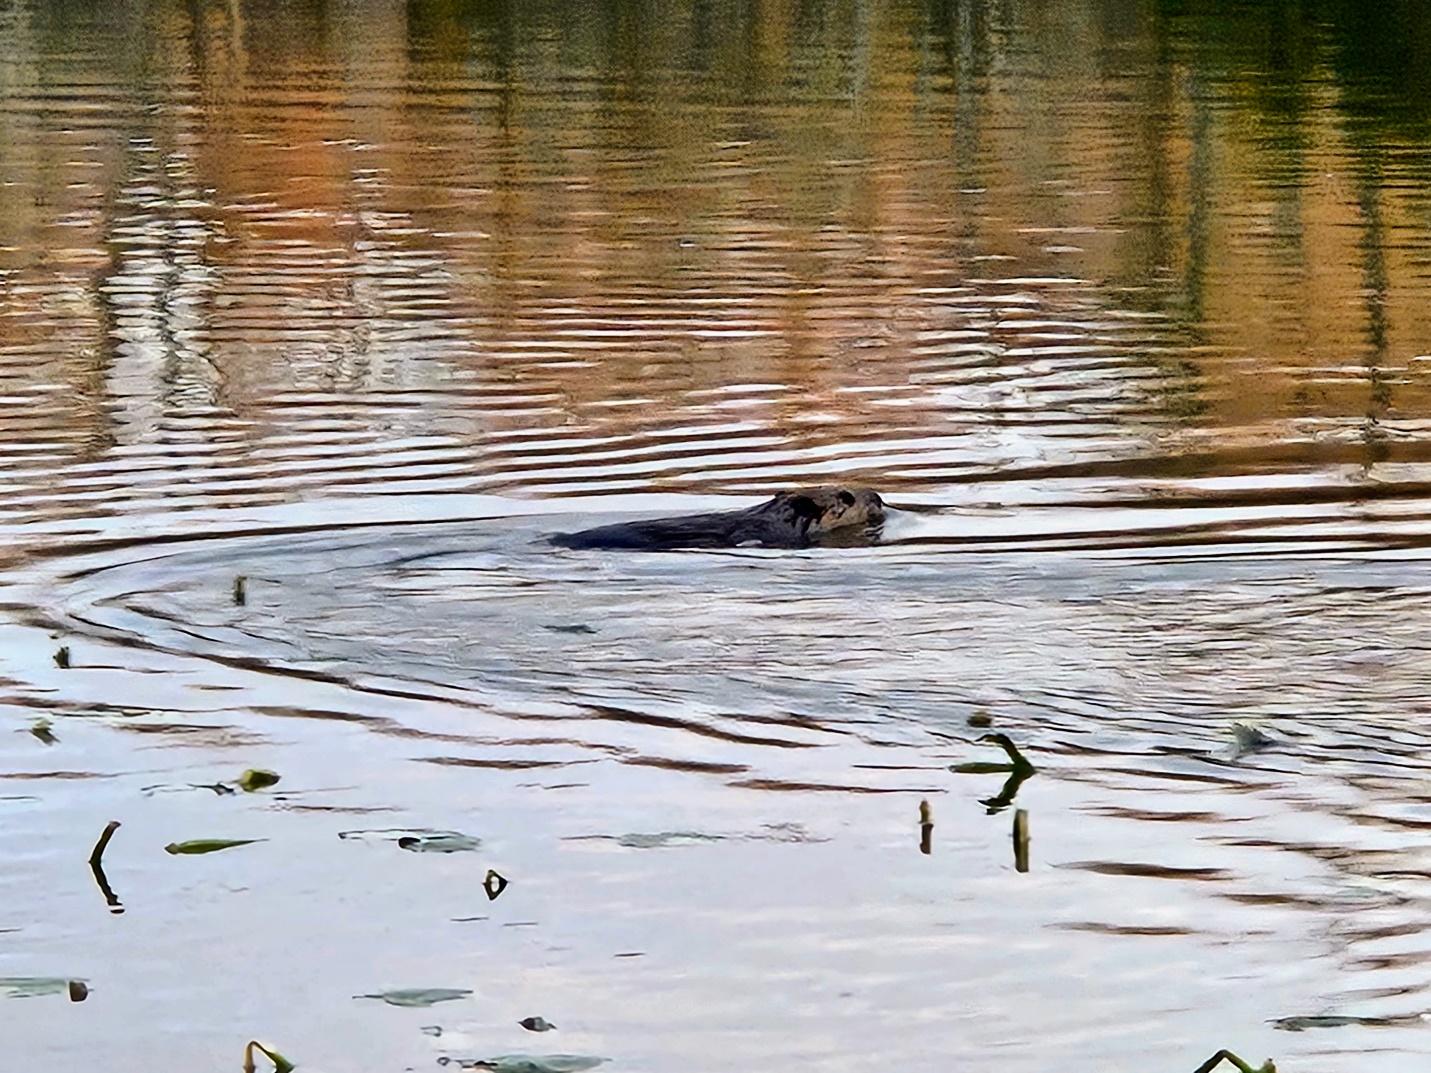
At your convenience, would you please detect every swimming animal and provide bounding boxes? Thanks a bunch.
[550,487,885,551]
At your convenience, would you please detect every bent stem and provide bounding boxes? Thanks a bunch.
[243,1040,295,1073]
[1192,1050,1276,1073]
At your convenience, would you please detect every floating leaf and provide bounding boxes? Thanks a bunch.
[519,1016,556,1032]
[397,831,482,854]
[358,987,473,1008]
[0,977,85,999]
[236,769,281,792]
[443,1056,605,1073]
[164,838,263,855]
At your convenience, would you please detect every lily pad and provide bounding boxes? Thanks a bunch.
[236,769,281,792]
[165,838,263,855]
[0,977,85,999]
[443,1056,606,1073]
[358,987,473,1008]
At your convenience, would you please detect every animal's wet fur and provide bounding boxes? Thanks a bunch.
[550,487,885,551]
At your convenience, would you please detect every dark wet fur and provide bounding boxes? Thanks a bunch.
[550,487,885,551]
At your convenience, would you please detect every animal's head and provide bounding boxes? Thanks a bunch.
[775,486,885,541]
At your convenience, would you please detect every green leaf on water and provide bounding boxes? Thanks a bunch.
[358,987,473,1008]
[448,1056,606,1073]
[164,838,263,855]
[236,768,281,792]
[0,977,85,999]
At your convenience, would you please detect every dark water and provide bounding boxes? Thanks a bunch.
[3,1,1431,1070]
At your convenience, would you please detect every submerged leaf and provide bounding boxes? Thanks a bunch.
[614,831,723,849]
[358,987,473,1008]
[397,831,482,853]
[0,977,84,999]
[445,1056,605,1073]
[164,838,263,855]
[236,768,281,792]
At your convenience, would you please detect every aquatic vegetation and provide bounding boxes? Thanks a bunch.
[1192,1050,1276,1073]
[0,977,88,999]
[1230,723,1276,757]
[484,868,509,900]
[951,734,1037,813]
[87,820,123,913]
[243,1040,294,1073]
[339,827,481,852]
[439,1055,605,1072]
[397,831,482,853]
[357,987,473,1008]
[236,769,281,792]
[164,838,264,855]
[88,819,120,869]
[1013,809,1030,873]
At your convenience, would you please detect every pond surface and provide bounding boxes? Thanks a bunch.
[3,0,1431,1070]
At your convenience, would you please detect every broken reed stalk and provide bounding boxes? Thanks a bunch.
[89,820,121,870]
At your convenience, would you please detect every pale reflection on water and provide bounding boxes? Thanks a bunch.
[2,0,1431,1070]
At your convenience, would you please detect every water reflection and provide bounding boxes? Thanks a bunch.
[0,0,1429,534]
